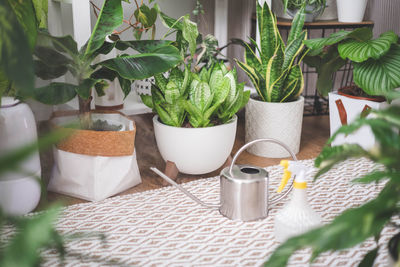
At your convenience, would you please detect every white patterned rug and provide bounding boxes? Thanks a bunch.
[21,159,400,265]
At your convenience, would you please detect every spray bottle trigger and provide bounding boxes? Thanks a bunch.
[277,160,292,193]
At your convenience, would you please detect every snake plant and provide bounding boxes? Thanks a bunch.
[236,2,306,103]
[141,62,249,127]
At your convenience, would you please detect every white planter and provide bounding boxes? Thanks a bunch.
[329,91,388,150]
[0,97,41,214]
[48,112,141,201]
[153,115,237,175]
[337,0,368,22]
[94,78,125,110]
[245,96,304,158]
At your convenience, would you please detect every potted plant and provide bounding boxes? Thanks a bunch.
[92,0,159,110]
[264,101,400,266]
[282,0,326,22]
[236,2,306,158]
[32,0,182,201]
[303,27,400,149]
[337,0,368,23]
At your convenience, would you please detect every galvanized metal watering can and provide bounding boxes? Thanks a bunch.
[151,138,297,221]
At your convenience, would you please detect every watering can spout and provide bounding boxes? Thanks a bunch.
[150,167,219,209]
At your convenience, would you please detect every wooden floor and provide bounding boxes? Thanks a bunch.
[41,112,330,207]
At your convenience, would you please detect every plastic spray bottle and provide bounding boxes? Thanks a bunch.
[274,160,322,243]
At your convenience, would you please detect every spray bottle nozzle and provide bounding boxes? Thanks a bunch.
[277,160,308,193]
[277,160,291,193]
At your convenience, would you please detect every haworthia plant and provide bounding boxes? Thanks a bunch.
[141,62,250,127]
[303,28,400,98]
[236,2,306,103]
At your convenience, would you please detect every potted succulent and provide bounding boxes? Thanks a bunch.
[0,0,48,214]
[32,0,182,201]
[282,0,326,22]
[265,101,400,266]
[236,2,306,158]
[142,62,249,175]
[303,27,400,149]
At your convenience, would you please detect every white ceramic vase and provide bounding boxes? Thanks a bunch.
[337,0,368,22]
[0,97,41,215]
[153,115,237,175]
[94,78,125,110]
[245,96,304,158]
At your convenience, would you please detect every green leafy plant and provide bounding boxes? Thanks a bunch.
[303,28,400,97]
[142,62,249,128]
[0,0,48,103]
[265,101,400,266]
[236,2,307,103]
[282,0,326,13]
[33,0,182,129]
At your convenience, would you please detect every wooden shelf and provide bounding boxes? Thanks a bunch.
[277,19,374,29]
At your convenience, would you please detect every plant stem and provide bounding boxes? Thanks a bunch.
[78,96,92,130]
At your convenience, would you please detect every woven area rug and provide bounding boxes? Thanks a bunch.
[26,159,400,265]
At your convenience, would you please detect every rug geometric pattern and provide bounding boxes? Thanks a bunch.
[26,159,400,265]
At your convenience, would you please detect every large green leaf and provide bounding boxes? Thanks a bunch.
[84,0,123,57]
[97,45,182,80]
[37,31,78,58]
[353,44,400,96]
[0,0,34,98]
[33,82,77,105]
[304,28,373,56]
[32,0,48,29]
[34,60,68,80]
[34,46,71,66]
[115,40,173,53]
[339,31,398,62]
[76,78,99,100]
[158,11,183,31]
[8,0,37,49]
[286,6,305,46]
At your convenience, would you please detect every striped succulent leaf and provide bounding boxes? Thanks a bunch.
[353,44,400,96]
[338,31,398,63]
[286,5,306,46]
[257,2,280,60]
[280,65,304,103]
[265,45,284,102]
[283,30,307,71]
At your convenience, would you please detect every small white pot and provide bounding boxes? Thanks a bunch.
[245,96,304,158]
[0,97,41,214]
[48,112,141,201]
[153,115,237,175]
[337,0,368,22]
[94,78,125,110]
[329,91,388,150]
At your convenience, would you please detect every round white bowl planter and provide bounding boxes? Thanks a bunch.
[0,97,41,215]
[337,0,368,22]
[153,115,237,175]
[245,96,304,158]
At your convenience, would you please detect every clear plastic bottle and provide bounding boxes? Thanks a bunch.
[274,160,322,243]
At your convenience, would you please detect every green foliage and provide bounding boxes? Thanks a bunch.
[282,0,326,12]
[265,105,400,266]
[142,62,249,127]
[303,28,400,97]
[236,2,306,102]
[33,0,182,112]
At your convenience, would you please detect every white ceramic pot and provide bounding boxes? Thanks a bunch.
[48,112,141,201]
[245,96,304,158]
[337,0,368,22]
[94,78,125,110]
[153,115,237,175]
[0,97,41,214]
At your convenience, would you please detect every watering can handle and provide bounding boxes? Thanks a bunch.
[228,138,298,206]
